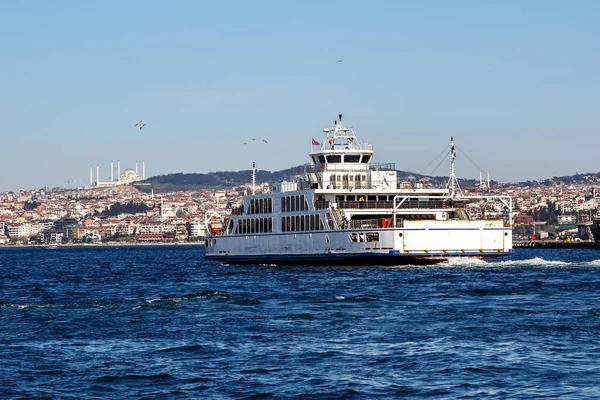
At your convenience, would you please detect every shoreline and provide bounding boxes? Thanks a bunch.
[0,242,205,249]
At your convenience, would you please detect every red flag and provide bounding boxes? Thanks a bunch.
[311,138,320,146]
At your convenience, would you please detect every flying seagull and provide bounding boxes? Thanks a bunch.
[262,139,268,144]
[336,60,343,63]
[135,120,143,127]
[139,123,146,130]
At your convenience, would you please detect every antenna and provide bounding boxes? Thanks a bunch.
[447,136,461,197]
[252,161,256,195]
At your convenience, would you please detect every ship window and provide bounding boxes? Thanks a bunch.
[345,155,360,163]
[290,216,296,231]
[349,233,358,242]
[319,155,326,163]
[347,195,355,201]
[326,155,342,163]
[268,218,273,232]
[361,155,371,163]
[312,156,318,165]
[295,196,300,211]
[366,232,379,242]
[268,198,273,213]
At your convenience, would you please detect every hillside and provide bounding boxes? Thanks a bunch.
[134,165,450,193]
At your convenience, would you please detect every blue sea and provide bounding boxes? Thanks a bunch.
[1,246,599,399]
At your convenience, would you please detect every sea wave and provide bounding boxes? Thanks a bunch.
[493,257,570,267]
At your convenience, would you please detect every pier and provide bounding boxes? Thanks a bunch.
[514,240,598,249]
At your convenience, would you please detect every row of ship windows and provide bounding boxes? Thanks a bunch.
[247,198,273,215]
[235,195,310,215]
[282,214,324,232]
[349,232,380,242]
[330,174,367,182]
[282,195,309,212]
[235,217,274,234]
[232,215,325,234]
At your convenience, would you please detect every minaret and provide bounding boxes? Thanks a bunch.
[117,160,121,181]
[135,161,138,176]
[160,196,164,221]
[96,165,100,187]
[111,161,114,183]
[89,166,93,187]
[142,160,145,180]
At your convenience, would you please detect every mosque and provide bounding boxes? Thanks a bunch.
[88,160,146,188]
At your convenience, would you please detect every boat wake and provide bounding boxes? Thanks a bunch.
[432,256,600,268]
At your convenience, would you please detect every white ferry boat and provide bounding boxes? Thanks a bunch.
[205,115,513,265]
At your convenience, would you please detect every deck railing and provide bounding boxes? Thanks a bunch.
[338,200,456,210]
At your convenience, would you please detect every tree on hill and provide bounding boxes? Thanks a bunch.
[93,201,151,217]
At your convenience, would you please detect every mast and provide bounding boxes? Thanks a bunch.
[252,161,256,195]
[447,136,461,198]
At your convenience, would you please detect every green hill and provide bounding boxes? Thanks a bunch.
[134,165,454,193]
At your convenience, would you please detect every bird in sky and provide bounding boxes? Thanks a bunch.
[262,139,268,144]
[135,120,143,127]
[243,142,248,145]
[139,123,146,130]
[336,60,343,63]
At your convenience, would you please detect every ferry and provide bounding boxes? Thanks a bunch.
[205,115,513,265]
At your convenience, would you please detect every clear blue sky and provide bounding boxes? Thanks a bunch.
[1,1,599,191]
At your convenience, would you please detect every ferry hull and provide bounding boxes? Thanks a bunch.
[205,250,514,266]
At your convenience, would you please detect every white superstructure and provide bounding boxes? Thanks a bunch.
[205,115,513,265]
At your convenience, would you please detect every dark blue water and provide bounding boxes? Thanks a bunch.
[1,246,599,399]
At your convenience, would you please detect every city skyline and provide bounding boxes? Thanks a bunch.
[2,1,600,191]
